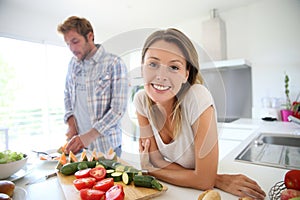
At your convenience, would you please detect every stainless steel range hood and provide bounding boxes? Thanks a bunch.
[200,58,252,122]
[201,59,251,70]
[199,10,252,122]
[200,9,251,71]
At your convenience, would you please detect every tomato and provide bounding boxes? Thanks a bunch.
[73,177,96,190]
[106,184,125,200]
[89,167,107,181]
[284,169,300,190]
[80,188,105,200]
[93,178,114,192]
[75,168,92,179]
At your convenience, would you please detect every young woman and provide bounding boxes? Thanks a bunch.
[134,28,266,199]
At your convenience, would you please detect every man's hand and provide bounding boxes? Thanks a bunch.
[65,135,84,155]
[66,127,77,140]
[65,128,100,155]
[66,116,78,140]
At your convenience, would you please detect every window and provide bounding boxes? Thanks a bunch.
[0,37,71,152]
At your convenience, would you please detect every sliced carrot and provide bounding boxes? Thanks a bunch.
[59,152,67,165]
[69,151,78,163]
[98,151,105,159]
[89,149,97,161]
[80,149,88,161]
[107,147,114,155]
[105,147,117,160]
[61,142,68,152]
[53,156,60,161]
[57,142,68,154]
[40,155,49,160]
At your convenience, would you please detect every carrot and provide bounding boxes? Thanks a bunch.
[59,152,67,165]
[69,151,78,163]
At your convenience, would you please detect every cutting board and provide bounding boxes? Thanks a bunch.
[57,171,167,200]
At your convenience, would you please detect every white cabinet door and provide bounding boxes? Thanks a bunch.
[219,140,241,161]
[218,127,256,160]
[219,127,255,141]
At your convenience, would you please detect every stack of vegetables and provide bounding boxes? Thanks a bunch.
[56,149,163,200]
[280,169,300,200]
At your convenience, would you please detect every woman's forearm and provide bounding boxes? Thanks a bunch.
[147,167,215,190]
[151,158,184,170]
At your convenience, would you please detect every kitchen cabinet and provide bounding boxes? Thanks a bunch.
[218,126,256,141]
[218,125,257,160]
[219,140,241,160]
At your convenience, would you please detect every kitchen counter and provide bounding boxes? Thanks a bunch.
[13,161,237,200]
[13,118,300,200]
[218,119,300,198]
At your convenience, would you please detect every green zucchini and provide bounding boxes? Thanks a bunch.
[128,168,141,174]
[133,175,163,191]
[111,172,123,182]
[133,175,154,188]
[77,162,88,170]
[60,162,79,175]
[85,161,97,168]
[112,161,122,168]
[151,179,163,191]
[60,161,96,175]
[115,164,126,172]
[98,159,120,169]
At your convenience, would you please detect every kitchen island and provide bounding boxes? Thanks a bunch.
[13,118,300,199]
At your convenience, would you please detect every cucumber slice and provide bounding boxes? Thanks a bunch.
[111,171,123,182]
[115,165,125,172]
[106,169,115,178]
[122,172,132,185]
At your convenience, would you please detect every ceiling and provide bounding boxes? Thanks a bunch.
[1,0,260,43]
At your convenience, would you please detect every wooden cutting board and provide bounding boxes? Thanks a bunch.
[57,171,168,200]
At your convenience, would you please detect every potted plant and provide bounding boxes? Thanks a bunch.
[291,93,300,119]
[281,73,294,121]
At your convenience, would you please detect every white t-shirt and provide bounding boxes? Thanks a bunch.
[134,84,214,169]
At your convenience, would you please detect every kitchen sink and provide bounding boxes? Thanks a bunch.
[262,135,300,147]
[235,133,300,169]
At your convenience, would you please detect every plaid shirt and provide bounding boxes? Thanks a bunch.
[64,44,128,153]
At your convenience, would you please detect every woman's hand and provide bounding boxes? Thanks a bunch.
[215,174,266,199]
[139,138,152,169]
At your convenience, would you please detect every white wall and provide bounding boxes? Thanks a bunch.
[176,0,300,118]
[0,3,62,45]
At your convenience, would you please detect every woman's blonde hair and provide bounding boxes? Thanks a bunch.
[141,28,203,138]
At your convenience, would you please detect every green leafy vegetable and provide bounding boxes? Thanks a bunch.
[0,150,25,164]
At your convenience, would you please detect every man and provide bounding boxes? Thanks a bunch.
[57,16,128,157]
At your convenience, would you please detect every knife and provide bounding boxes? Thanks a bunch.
[25,171,57,186]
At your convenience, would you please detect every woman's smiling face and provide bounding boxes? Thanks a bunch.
[142,40,189,104]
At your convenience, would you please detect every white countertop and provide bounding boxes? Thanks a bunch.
[13,118,300,200]
[217,118,300,199]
